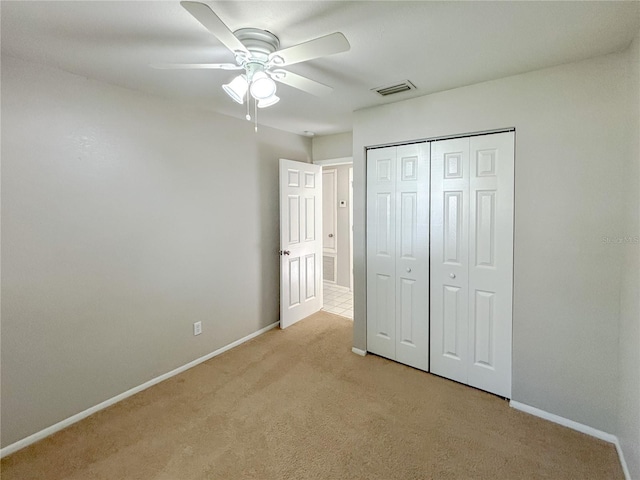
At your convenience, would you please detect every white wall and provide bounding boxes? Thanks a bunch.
[312,132,353,161]
[0,55,311,448]
[617,31,640,480]
[353,51,632,434]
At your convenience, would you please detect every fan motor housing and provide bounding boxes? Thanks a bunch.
[234,28,280,61]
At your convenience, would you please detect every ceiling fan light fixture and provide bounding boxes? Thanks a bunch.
[250,71,277,100]
[223,74,248,104]
[173,2,351,131]
[258,94,280,108]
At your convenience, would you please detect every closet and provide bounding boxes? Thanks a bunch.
[366,131,514,398]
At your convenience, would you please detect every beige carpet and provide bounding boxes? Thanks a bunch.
[1,311,623,479]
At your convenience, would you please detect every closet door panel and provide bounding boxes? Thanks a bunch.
[366,147,397,360]
[467,132,514,398]
[395,143,430,371]
[430,138,470,384]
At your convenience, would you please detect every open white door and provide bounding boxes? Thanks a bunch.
[279,159,323,329]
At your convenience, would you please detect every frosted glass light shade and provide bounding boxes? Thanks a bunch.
[223,75,248,104]
[258,94,280,108]
[250,71,277,100]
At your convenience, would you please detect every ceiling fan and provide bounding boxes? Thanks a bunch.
[153,1,350,128]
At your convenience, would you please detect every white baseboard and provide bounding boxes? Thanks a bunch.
[509,401,630,480]
[351,347,367,356]
[613,438,632,480]
[1,321,280,459]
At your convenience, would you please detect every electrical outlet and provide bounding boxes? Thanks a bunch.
[193,321,202,336]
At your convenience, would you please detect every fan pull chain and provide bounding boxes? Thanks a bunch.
[254,100,258,133]
[245,89,251,121]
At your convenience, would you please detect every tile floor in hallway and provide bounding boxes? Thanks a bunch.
[322,281,353,319]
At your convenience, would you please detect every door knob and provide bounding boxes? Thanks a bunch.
[449,273,456,279]
[406,268,412,273]
[280,250,291,256]
[328,233,334,238]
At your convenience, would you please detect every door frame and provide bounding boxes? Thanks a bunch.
[322,168,338,257]
[349,166,354,292]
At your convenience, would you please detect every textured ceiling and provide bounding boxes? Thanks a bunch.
[2,1,639,135]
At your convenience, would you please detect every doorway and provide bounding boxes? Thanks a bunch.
[315,157,354,319]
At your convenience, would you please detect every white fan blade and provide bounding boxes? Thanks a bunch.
[269,32,350,67]
[150,63,242,70]
[180,1,249,56]
[271,70,333,97]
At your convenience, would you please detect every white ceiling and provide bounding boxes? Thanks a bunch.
[2,1,639,136]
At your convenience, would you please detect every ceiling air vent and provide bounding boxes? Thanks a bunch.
[372,80,416,97]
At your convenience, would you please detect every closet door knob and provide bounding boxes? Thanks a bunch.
[449,273,456,279]
[328,233,334,238]
[406,268,412,273]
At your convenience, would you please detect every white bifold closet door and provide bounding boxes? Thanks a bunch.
[366,143,430,371]
[430,131,514,398]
